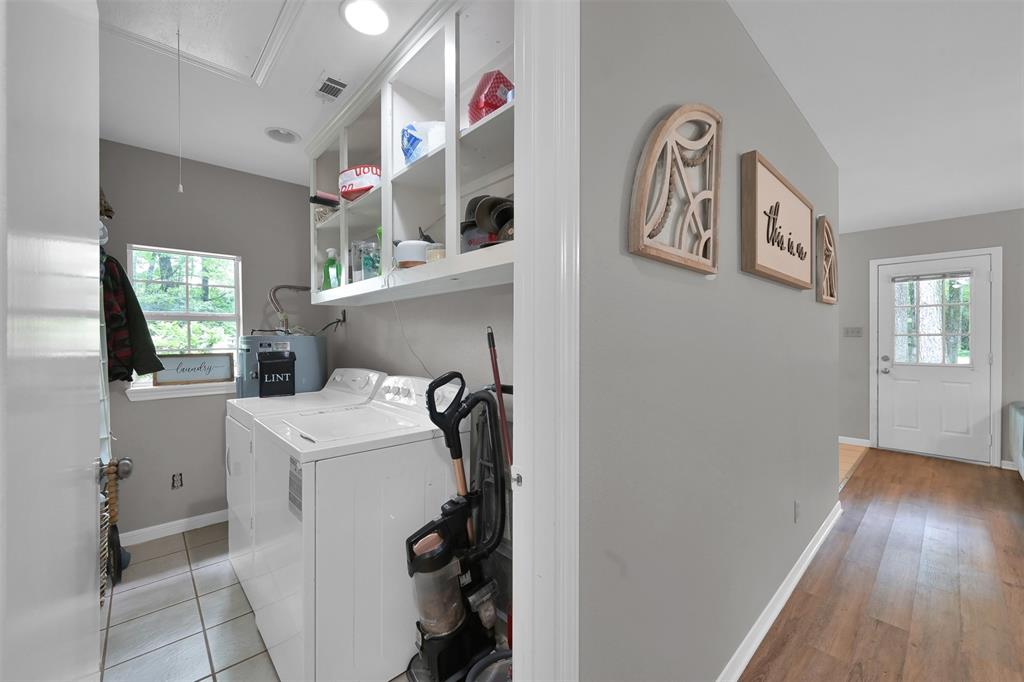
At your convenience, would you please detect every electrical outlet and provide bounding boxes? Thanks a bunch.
[172,473,183,489]
[794,500,800,523]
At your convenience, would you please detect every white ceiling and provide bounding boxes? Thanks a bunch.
[730,0,1024,233]
[102,1,1024,230]
[100,0,430,186]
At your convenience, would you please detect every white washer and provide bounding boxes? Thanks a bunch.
[251,376,464,682]
[224,368,386,587]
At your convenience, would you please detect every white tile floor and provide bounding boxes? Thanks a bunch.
[101,522,280,682]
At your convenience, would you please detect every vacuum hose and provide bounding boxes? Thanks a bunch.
[466,649,512,682]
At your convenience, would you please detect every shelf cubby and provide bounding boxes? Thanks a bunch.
[307,3,515,306]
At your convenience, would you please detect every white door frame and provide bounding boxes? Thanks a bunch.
[511,0,581,678]
[869,247,1003,466]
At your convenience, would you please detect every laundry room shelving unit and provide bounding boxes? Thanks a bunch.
[307,0,515,306]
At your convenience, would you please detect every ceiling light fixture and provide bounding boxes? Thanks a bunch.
[265,127,302,144]
[341,0,389,36]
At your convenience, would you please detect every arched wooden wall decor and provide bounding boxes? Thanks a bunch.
[629,103,722,274]
[816,215,838,304]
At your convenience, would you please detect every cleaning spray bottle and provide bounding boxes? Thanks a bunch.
[322,248,341,290]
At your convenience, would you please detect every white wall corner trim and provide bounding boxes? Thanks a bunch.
[118,509,228,546]
[1001,460,1018,471]
[717,501,844,682]
[511,0,581,678]
[838,436,871,447]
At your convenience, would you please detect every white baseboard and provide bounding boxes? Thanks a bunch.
[1001,460,1019,471]
[838,436,871,447]
[118,509,228,546]
[717,501,843,682]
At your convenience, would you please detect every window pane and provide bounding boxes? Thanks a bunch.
[944,304,970,335]
[188,256,235,287]
[132,250,185,282]
[135,281,186,312]
[894,282,916,306]
[190,321,237,350]
[918,306,942,334]
[919,279,942,305]
[894,336,916,364]
[147,320,188,351]
[188,285,236,314]
[895,307,916,334]
[947,335,970,365]
[944,276,970,304]
[919,335,942,363]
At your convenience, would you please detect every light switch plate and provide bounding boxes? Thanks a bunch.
[843,326,864,338]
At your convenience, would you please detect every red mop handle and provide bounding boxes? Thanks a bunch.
[487,326,513,466]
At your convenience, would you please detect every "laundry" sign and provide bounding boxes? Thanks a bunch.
[152,352,234,386]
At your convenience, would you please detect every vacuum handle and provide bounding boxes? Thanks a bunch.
[426,371,466,458]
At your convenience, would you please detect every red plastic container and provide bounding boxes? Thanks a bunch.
[468,70,513,125]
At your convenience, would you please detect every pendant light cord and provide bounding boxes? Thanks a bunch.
[177,28,183,193]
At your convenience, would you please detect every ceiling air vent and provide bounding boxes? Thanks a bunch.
[315,74,348,101]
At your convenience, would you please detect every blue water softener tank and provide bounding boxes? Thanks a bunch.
[236,334,327,398]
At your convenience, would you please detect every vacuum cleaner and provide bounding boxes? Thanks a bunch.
[404,371,508,682]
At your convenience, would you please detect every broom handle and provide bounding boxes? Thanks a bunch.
[487,327,513,466]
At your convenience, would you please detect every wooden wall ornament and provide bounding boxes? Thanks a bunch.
[816,215,838,304]
[740,150,814,289]
[629,103,722,274]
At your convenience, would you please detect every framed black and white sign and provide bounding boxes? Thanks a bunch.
[152,352,234,386]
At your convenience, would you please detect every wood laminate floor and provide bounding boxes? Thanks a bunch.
[839,444,869,487]
[742,448,1024,682]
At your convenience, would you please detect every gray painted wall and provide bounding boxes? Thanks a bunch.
[579,2,839,679]
[326,285,513,392]
[837,209,1024,464]
[101,140,330,532]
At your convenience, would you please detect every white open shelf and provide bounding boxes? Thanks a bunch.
[312,241,513,306]
[307,0,514,307]
[392,144,445,191]
[315,210,341,230]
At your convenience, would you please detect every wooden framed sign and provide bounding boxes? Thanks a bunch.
[816,215,838,304]
[629,103,722,274]
[740,150,814,289]
[152,352,235,386]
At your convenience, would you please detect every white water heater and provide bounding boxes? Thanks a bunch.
[236,335,327,398]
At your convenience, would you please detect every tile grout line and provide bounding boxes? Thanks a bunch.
[217,649,269,677]
[122,529,227,578]
[100,577,114,682]
[185,533,219,681]
[100,600,258,675]
[107,571,240,629]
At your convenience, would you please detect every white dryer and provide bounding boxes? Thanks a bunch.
[251,376,464,682]
[224,368,385,587]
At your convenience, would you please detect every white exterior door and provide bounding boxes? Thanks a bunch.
[877,253,994,463]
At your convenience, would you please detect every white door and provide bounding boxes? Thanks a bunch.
[877,254,994,463]
[0,0,102,678]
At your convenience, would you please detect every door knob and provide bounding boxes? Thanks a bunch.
[881,368,891,374]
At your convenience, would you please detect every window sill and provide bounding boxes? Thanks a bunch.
[125,381,236,402]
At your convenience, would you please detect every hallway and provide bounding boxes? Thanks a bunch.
[742,449,1024,681]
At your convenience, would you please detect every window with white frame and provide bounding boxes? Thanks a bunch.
[127,245,242,357]
[893,273,971,366]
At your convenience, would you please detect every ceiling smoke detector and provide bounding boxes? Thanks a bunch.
[315,74,348,101]
[265,127,302,144]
